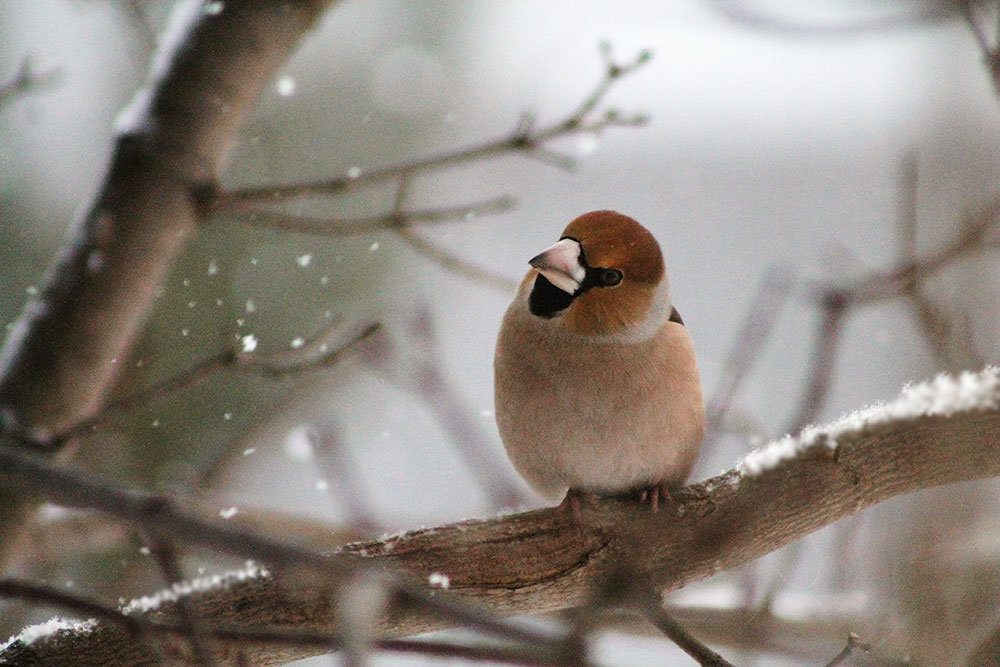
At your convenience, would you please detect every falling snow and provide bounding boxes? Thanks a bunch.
[123,562,269,615]
[241,334,258,353]
[739,367,1000,476]
[576,132,600,155]
[285,429,314,461]
[276,75,296,97]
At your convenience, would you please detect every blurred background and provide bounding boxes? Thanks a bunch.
[3,0,1000,664]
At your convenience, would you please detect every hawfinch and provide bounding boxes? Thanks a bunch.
[494,210,705,510]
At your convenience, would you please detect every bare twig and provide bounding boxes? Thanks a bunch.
[705,265,795,430]
[641,598,733,667]
[395,227,520,293]
[145,535,215,667]
[576,567,732,667]
[216,46,652,208]
[816,196,1000,305]
[784,292,847,435]
[894,154,985,371]
[225,196,515,236]
[825,632,871,667]
[960,0,1000,90]
[0,57,59,109]
[307,425,381,533]
[52,322,379,446]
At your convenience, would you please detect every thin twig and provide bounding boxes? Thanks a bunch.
[825,632,871,667]
[894,153,985,370]
[52,322,380,446]
[705,265,795,430]
[395,227,520,293]
[216,47,651,208]
[586,567,732,667]
[784,292,847,435]
[307,425,381,533]
[818,196,1000,305]
[0,57,60,109]
[226,196,515,236]
[145,535,215,666]
[642,600,733,667]
[962,0,993,50]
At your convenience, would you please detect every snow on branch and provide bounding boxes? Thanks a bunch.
[2,367,999,664]
[740,366,1000,475]
[0,0,336,566]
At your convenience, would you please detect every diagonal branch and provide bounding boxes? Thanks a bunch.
[226,196,515,236]
[51,322,379,447]
[216,47,651,208]
[0,0,339,565]
[0,57,60,109]
[2,368,998,665]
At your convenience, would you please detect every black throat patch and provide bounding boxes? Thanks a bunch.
[528,274,575,318]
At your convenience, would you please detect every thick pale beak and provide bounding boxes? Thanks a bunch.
[529,238,585,294]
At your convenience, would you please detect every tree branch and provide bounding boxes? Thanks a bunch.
[2,368,998,664]
[216,46,651,207]
[0,0,338,563]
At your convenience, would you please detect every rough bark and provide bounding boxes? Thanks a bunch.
[3,389,998,665]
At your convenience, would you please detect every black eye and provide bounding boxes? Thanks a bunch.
[598,268,622,286]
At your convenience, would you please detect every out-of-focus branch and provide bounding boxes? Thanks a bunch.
[0,0,338,564]
[216,46,651,208]
[825,632,871,667]
[895,154,985,371]
[961,0,1000,91]
[3,368,998,664]
[225,196,515,237]
[705,265,795,431]
[51,322,378,447]
[710,0,956,37]
[395,227,520,293]
[0,57,59,109]
[145,536,215,667]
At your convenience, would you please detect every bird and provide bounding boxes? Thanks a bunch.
[494,210,705,514]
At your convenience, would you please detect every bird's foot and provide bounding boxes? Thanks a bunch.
[559,488,597,528]
[638,482,677,513]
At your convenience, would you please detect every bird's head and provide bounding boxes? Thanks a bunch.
[527,210,669,339]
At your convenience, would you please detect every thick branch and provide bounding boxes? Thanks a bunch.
[0,0,335,564]
[2,369,998,665]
